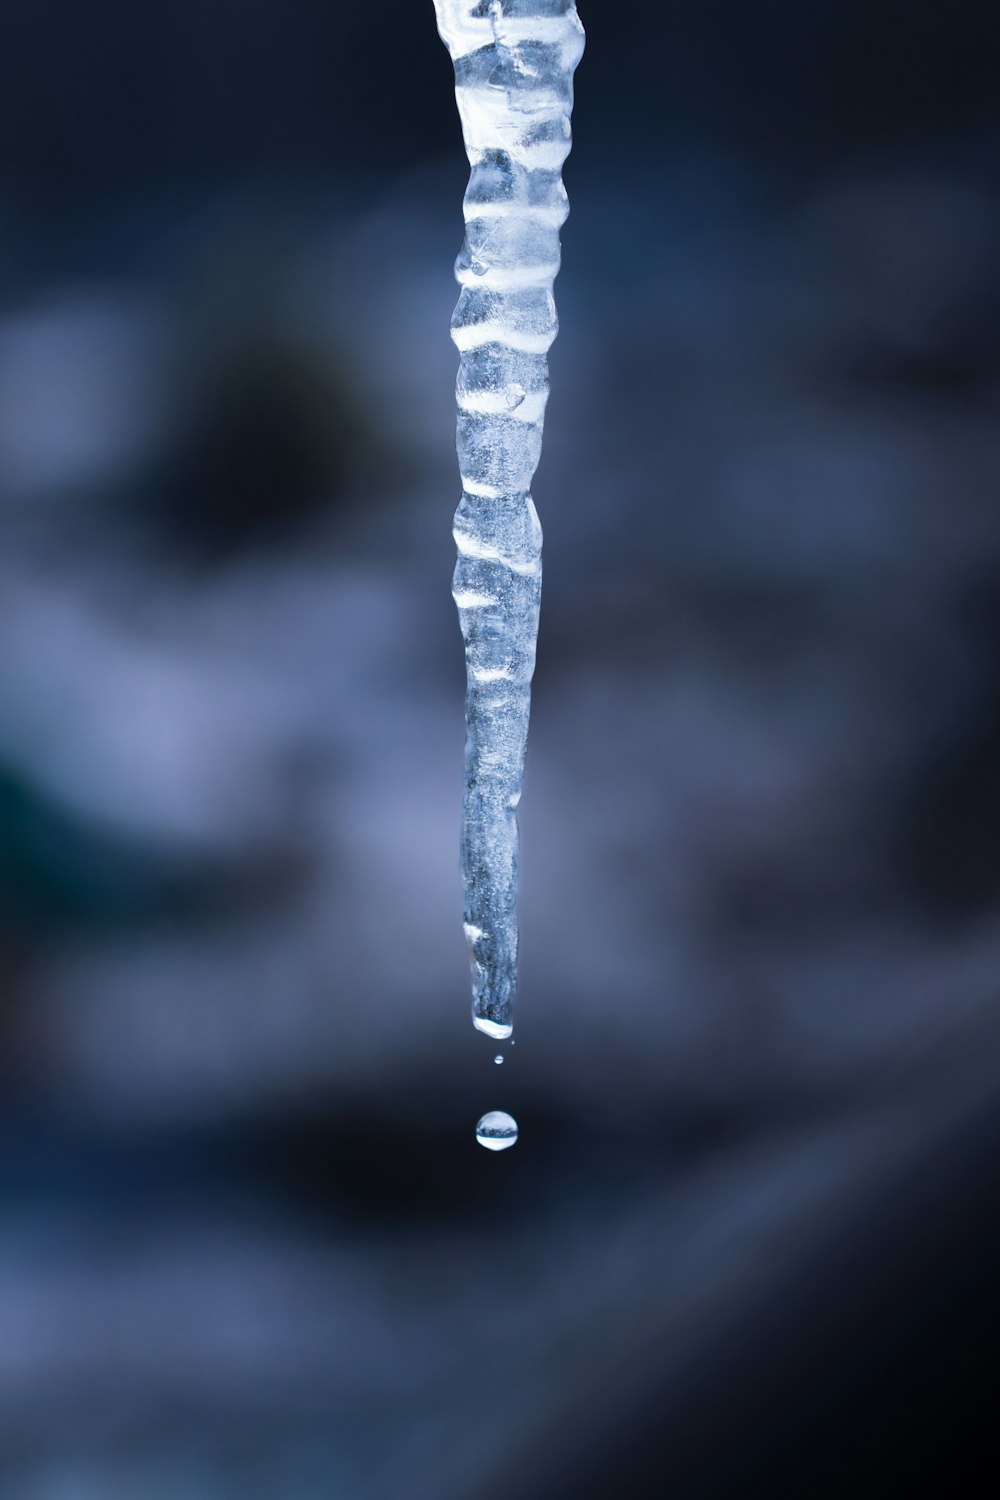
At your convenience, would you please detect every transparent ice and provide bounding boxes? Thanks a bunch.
[433,0,585,1039]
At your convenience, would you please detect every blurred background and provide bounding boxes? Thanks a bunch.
[1,2,999,1495]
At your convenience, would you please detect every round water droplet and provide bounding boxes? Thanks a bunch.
[494,1054,504,1065]
[476,1110,518,1152]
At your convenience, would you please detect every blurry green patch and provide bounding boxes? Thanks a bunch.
[0,763,195,933]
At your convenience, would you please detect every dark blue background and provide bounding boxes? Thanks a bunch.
[0,3,998,1496]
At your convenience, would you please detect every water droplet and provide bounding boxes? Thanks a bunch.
[476,1110,518,1152]
[494,1054,504,1065]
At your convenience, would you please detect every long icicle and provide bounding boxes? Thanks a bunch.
[433,0,585,1039]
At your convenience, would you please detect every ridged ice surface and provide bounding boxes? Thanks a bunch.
[434,0,584,1039]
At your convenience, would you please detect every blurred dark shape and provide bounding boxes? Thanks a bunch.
[893,584,1000,921]
[157,327,362,559]
[0,0,459,207]
[802,175,1000,408]
[479,1066,1000,1500]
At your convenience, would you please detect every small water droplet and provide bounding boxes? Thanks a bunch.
[494,1054,504,1065]
[476,1110,518,1151]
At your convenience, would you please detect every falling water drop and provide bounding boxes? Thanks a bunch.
[476,1110,518,1152]
[494,1054,504,1065]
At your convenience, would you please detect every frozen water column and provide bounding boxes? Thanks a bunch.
[433,0,585,1040]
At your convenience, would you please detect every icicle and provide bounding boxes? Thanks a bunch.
[434,0,585,1040]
